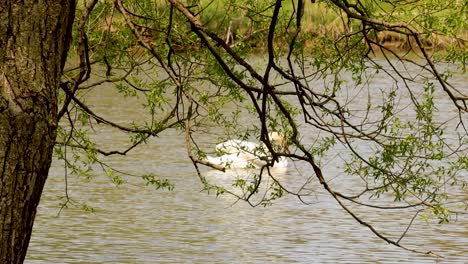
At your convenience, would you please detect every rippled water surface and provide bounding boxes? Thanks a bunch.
[26,62,467,263]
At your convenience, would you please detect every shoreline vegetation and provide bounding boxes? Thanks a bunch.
[92,1,467,58]
[199,2,467,53]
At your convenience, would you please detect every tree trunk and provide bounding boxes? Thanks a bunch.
[0,1,75,263]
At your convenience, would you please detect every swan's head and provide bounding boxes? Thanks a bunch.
[268,132,289,153]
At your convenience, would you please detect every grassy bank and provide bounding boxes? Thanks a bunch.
[81,0,467,59]
[199,0,467,52]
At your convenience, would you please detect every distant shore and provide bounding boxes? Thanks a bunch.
[201,1,467,53]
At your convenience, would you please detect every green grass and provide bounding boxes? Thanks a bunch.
[195,0,467,51]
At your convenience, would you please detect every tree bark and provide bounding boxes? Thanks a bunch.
[0,0,75,263]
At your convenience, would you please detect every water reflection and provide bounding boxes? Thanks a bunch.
[26,63,467,263]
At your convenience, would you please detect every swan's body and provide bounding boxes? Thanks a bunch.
[215,139,258,155]
[205,152,258,169]
[206,132,289,171]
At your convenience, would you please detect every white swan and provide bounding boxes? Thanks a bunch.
[205,132,289,170]
[215,139,258,154]
[205,152,258,170]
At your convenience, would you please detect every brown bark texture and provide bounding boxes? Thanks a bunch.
[0,0,75,263]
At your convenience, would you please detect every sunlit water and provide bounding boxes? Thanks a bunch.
[26,61,467,263]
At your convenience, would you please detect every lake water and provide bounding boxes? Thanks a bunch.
[26,60,467,263]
